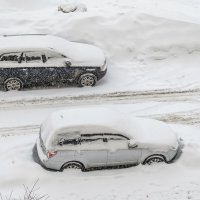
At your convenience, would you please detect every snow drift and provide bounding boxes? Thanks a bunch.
[1,10,200,63]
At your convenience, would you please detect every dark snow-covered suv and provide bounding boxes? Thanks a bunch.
[0,34,107,91]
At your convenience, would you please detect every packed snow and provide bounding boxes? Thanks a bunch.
[1,0,200,199]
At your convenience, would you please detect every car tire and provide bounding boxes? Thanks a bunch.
[78,73,97,87]
[143,155,166,165]
[4,78,23,91]
[61,162,85,171]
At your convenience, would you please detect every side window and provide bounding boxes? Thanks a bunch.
[56,132,81,146]
[0,52,22,62]
[25,52,42,63]
[104,134,129,141]
[45,51,66,61]
[80,134,104,144]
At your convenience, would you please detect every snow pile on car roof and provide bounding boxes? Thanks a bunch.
[0,35,105,66]
[41,107,177,150]
[41,107,134,143]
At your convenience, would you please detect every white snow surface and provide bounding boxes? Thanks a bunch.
[1,0,200,100]
[1,0,200,199]
[1,104,200,200]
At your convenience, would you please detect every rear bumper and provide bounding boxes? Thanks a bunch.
[34,140,60,171]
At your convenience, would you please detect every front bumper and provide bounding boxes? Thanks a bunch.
[97,68,107,80]
[167,138,184,163]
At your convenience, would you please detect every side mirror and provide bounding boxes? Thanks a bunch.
[58,138,65,146]
[64,59,72,67]
[128,139,138,149]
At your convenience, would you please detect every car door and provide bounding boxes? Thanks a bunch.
[106,134,142,166]
[75,133,108,168]
[22,51,61,86]
[55,132,80,162]
[44,50,76,83]
[0,52,28,83]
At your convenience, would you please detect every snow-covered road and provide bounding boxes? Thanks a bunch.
[1,0,200,199]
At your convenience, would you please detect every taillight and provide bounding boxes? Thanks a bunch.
[47,150,57,159]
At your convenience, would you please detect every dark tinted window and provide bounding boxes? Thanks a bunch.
[103,133,129,141]
[80,133,129,144]
[25,52,42,63]
[0,52,21,62]
[80,134,104,144]
[46,51,66,60]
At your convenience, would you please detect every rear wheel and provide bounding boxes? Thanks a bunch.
[143,155,166,165]
[61,162,85,171]
[4,78,23,91]
[78,73,97,87]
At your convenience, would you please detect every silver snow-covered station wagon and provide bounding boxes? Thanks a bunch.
[0,34,107,91]
[36,107,182,171]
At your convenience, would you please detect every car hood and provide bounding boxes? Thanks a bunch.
[69,42,105,67]
[129,118,178,151]
[53,40,105,67]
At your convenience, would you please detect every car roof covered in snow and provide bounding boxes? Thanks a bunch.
[41,107,177,149]
[41,107,135,143]
[0,35,105,64]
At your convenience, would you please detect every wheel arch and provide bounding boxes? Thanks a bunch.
[77,72,97,87]
[60,161,85,171]
[4,77,24,91]
[142,154,167,165]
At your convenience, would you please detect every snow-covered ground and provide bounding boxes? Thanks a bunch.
[2,0,200,101]
[1,104,200,200]
[1,0,200,199]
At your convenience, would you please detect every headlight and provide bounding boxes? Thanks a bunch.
[171,141,179,151]
[101,60,107,71]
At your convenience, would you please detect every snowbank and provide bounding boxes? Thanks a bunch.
[1,9,200,63]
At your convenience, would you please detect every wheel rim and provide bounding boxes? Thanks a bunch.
[81,76,95,86]
[147,157,163,165]
[65,164,81,169]
[6,79,21,91]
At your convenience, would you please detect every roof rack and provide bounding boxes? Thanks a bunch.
[2,34,48,37]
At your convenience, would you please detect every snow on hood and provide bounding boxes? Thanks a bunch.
[130,117,178,150]
[53,39,105,66]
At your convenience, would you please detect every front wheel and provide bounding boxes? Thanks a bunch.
[78,73,97,87]
[143,155,166,165]
[4,78,23,91]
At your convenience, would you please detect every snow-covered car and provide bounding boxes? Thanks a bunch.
[0,34,107,91]
[35,107,182,171]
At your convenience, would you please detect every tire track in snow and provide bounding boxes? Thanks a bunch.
[1,110,200,136]
[0,125,40,136]
[1,88,200,136]
[140,110,200,125]
[1,88,200,109]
